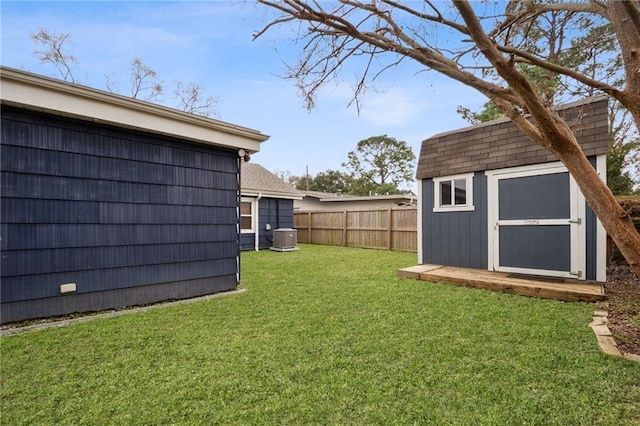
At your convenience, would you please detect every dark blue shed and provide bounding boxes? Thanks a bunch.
[240,163,302,251]
[0,67,269,323]
[416,97,609,282]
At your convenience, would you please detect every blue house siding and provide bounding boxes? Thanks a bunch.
[240,197,294,250]
[421,172,488,269]
[240,233,255,251]
[1,107,240,323]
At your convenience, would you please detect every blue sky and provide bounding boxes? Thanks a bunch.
[1,1,486,184]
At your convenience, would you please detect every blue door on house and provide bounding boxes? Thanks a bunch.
[488,164,584,279]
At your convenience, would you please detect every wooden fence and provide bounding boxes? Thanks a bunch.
[294,208,417,252]
[295,198,639,259]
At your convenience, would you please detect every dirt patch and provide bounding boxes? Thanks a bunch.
[604,265,640,357]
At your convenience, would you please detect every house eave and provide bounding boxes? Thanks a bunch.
[0,66,269,153]
[319,195,416,203]
[241,190,303,200]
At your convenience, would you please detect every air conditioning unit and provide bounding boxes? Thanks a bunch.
[270,228,299,252]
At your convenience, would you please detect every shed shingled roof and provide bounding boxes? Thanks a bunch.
[241,162,302,198]
[416,96,609,180]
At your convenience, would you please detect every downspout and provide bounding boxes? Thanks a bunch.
[237,152,243,284]
[255,192,262,251]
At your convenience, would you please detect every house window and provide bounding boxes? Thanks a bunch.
[433,173,474,212]
[240,198,256,233]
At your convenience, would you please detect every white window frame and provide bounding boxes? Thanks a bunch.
[433,173,475,212]
[240,197,256,234]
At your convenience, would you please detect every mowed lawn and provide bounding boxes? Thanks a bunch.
[2,244,639,425]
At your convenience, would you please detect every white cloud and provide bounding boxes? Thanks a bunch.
[359,88,425,126]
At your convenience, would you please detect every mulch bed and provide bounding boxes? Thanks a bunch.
[604,265,640,357]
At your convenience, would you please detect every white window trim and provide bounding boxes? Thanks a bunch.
[595,154,607,282]
[240,197,257,234]
[433,173,475,212]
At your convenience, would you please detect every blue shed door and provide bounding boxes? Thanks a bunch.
[487,164,585,279]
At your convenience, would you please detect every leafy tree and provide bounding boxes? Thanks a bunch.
[342,135,415,194]
[608,105,640,195]
[457,101,505,125]
[347,179,399,197]
[254,0,640,275]
[288,174,313,191]
[290,169,353,193]
[311,170,353,193]
[608,137,638,196]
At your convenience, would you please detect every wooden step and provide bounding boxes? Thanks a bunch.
[398,265,604,302]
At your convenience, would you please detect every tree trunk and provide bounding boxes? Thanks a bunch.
[500,97,640,278]
[551,129,640,277]
[608,1,640,135]
[455,0,640,278]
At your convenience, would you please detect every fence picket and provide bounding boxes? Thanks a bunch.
[294,208,417,252]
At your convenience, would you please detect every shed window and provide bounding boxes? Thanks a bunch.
[240,198,256,233]
[433,173,474,212]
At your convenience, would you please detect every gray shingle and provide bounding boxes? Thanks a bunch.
[241,163,301,197]
[417,97,609,179]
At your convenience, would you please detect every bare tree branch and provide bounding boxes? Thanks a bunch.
[254,0,640,273]
[31,28,78,83]
[129,58,163,101]
[174,81,219,117]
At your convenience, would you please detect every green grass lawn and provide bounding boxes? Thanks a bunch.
[2,244,639,425]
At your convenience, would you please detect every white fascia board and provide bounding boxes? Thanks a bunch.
[417,180,423,265]
[0,67,269,153]
[596,154,607,282]
[319,195,416,203]
[241,190,303,200]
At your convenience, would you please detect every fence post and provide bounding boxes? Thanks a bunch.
[307,211,312,244]
[343,210,348,246]
[387,208,393,250]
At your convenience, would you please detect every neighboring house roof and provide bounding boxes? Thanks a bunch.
[300,190,414,202]
[298,190,416,206]
[0,66,269,153]
[316,194,416,205]
[416,96,609,179]
[300,190,341,199]
[241,163,302,199]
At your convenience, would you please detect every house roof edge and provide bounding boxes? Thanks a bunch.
[0,66,269,152]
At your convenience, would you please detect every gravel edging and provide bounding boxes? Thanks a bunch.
[0,288,247,337]
[590,309,640,363]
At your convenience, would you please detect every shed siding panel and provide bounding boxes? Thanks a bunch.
[585,156,599,281]
[1,107,240,323]
[421,172,487,268]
